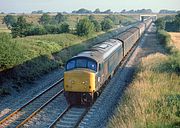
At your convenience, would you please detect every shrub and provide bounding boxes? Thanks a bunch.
[101,18,114,31]
[39,13,51,25]
[0,33,26,71]
[3,15,17,28]
[105,15,120,25]
[26,25,47,35]
[44,24,60,34]
[11,16,32,37]
[91,20,101,32]
[60,23,70,33]
[157,30,171,52]
[76,18,95,36]
[155,18,166,30]
[55,13,67,24]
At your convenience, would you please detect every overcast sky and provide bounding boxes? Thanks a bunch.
[0,0,180,13]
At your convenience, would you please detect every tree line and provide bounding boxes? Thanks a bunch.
[3,13,121,37]
[155,13,180,32]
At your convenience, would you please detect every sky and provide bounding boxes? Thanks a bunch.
[0,0,180,13]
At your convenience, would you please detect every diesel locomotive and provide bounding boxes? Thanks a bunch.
[64,18,152,105]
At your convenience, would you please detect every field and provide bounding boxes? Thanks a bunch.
[168,32,180,51]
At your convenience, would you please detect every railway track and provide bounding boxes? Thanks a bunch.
[48,106,89,128]
[0,78,64,128]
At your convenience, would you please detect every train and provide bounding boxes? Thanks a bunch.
[64,18,152,106]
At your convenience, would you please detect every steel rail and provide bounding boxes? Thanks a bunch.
[48,105,71,128]
[74,108,89,128]
[16,89,64,128]
[0,78,63,125]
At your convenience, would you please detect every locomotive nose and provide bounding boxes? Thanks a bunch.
[64,70,95,92]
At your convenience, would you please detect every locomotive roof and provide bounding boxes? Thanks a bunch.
[74,39,122,63]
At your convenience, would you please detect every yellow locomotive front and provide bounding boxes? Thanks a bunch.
[64,56,97,105]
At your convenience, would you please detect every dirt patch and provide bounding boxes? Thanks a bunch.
[168,32,180,51]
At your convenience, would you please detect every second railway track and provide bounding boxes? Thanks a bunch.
[0,78,64,128]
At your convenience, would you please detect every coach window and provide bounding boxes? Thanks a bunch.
[66,60,75,70]
[88,60,97,71]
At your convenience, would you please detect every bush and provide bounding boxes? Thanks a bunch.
[158,52,180,75]
[3,15,17,28]
[44,24,69,34]
[26,25,47,36]
[105,15,120,25]
[157,30,180,74]
[39,13,51,25]
[76,18,95,36]
[60,23,70,33]
[157,30,171,52]
[11,16,32,37]
[55,13,67,24]
[155,18,166,30]
[0,33,26,71]
[91,20,101,32]
[101,18,114,31]
[44,24,60,34]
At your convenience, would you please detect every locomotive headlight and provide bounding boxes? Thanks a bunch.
[82,81,88,86]
[71,80,75,84]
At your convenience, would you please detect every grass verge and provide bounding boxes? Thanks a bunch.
[108,30,180,127]
[108,53,180,128]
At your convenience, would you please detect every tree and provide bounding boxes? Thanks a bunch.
[55,13,66,24]
[101,18,114,31]
[103,9,113,14]
[11,16,31,37]
[76,18,94,36]
[60,23,70,33]
[91,20,101,32]
[26,25,47,35]
[88,15,95,21]
[44,24,59,34]
[88,15,101,32]
[155,18,165,30]
[105,15,120,25]
[72,8,92,14]
[39,13,51,25]
[174,13,180,31]
[94,8,101,14]
[3,15,16,28]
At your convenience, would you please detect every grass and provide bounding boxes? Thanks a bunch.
[168,32,180,51]
[108,53,180,128]
[108,30,180,128]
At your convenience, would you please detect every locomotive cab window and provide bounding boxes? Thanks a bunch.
[66,60,75,70]
[66,58,97,72]
[87,60,97,71]
[76,59,86,68]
